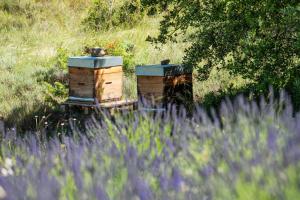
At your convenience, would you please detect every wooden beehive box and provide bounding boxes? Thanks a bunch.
[136,64,193,108]
[68,56,123,104]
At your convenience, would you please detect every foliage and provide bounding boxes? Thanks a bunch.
[1,95,300,199]
[143,0,300,89]
[55,47,69,71]
[0,0,187,126]
[0,0,35,31]
[0,11,28,31]
[44,81,68,106]
[33,47,69,107]
[288,77,300,111]
[0,0,34,14]
[84,39,136,74]
[0,0,91,123]
[105,40,136,74]
[83,0,145,31]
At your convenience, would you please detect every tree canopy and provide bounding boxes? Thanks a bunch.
[143,0,300,89]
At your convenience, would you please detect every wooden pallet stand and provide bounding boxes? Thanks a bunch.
[64,97,137,115]
[136,64,193,109]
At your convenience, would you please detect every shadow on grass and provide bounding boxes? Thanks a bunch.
[5,80,300,134]
[5,102,67,134]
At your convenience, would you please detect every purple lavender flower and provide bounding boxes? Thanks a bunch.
[201,165,214,178]
[170,168,183,192]
[133,177,153,200]
[159,174,169,191]
[267,125,278,153]
[95,186,109,200]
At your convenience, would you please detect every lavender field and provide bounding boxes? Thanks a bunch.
[0,92,300,200]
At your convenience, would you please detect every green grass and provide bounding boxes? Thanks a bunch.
[0,0,247,125]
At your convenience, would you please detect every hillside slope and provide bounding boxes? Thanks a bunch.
[0,0,242,126]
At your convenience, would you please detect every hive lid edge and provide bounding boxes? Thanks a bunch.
[135,64,192,76]
[68,56,123,68]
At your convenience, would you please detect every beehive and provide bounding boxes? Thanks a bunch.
[136,64,193,108]
[68,56,123,103]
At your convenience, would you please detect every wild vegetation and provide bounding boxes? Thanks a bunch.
[1,94,300,200]
[0,0,300,199]
[144,0,300,107]
[0,0,248,127]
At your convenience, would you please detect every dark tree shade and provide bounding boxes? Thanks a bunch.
[143,0,300,88]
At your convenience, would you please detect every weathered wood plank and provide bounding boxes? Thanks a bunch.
[69,68,94,98]
[95,70,123,102]
[69,68,94,75]
[137,73,193,108]
[95,66,122,75]
[64,99,138,113]
[100,99,137,108]
[137,76,164,84]
[137,76,165,105]
[137,84,164,94]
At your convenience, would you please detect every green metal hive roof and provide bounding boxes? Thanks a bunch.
[135,64,192,76]
[68,56,123,68]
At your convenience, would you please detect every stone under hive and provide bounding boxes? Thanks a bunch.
[136,64,193,108]
[67,56,123,105]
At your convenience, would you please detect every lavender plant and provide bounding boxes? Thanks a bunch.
[0,92,300,200]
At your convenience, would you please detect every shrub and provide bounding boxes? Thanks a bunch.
[44,81,68,107]
[104,40,135,74]
[34,47,70,107]
[83,39,136,74]
[288,77,300,111]
[83,0,145,31]
[55,47,69,71]
[0,0,33,14]
[0,0,35,30]
[0,11,28,31]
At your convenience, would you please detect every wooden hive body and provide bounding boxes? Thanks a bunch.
[136,64,193,108]
[68,56,123,103]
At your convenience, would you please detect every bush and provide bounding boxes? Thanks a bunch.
[0,0,33,14]
[34,47,70,107]
[0,11,28,31]
[83,39,136,74]
[83,0,145,31]
[0,0,35,30]
[0,0,35,31]
[288,77,300,111]
[105,41,135,74]
[44,81,68,107]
